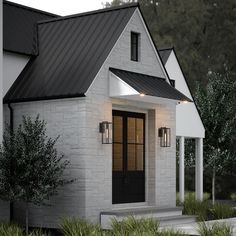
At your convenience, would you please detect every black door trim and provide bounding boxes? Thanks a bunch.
[112,110,145,204]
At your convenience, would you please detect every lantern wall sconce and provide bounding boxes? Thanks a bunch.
[99,121,112,144]
[158,127,171,147]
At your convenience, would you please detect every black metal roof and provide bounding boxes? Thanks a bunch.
[3,0,58,55]
[159,48,172,65]
[110,68,192,102]
[4,3,138,103]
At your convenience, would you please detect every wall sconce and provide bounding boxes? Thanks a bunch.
[158,127,171,147]
[99,121,112,144]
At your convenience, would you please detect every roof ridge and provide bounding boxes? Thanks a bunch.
[3,0,59,17]
[37,2,139,25]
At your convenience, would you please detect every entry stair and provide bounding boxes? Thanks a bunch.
[100,206,196,229]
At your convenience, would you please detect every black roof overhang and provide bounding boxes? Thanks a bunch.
[109,68,192,103]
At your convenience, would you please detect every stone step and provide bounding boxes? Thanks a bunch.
[158,215,196,227]
[100,206,183,229]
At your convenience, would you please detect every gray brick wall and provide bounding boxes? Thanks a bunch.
[2,9,177,227]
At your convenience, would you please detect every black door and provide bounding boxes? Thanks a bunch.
[112,110,145,204]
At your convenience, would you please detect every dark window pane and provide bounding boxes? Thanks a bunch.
[131,32,139,61]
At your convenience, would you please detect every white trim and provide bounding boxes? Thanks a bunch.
[136,9,170,83]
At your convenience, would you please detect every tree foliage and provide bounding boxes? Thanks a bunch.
[0,115,73,233]
[195,70,236,201]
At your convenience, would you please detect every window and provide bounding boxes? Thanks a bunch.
[170,79,175,87]
[131,32,139,61]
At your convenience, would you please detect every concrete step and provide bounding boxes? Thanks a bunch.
[100,206,183,229]
[158,215,196,227]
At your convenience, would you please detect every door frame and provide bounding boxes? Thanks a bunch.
[112,108,148,205]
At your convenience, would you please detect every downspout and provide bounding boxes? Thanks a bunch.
[8,103,14,222]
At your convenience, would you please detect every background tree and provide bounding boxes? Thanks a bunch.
[0,116,73,235]
[104,0,236,91]
[194,70,236,204]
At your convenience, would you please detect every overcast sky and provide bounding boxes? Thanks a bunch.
[11,0,108,16]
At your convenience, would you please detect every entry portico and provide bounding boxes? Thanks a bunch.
[159,48,205,202]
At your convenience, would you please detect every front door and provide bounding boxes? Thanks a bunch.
[112,110,145,204]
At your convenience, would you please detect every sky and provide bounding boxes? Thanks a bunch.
[11,0,108,16]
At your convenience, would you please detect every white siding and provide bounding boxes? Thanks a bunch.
[3,52,30,96]
[165,51,205,138]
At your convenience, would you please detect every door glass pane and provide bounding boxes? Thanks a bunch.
[128,118,135,143]
[113,143,123,171]
[136,145,144,171]
[113,116,122,143]
[136,118,143,144]
[127,144,135,171]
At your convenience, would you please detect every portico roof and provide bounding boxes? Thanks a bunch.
[109,68,192,103]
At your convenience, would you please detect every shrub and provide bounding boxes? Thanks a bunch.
[0,223,24,236]
[197,222,232,236]
[60,217,104,236]
[230,192,236,201]
[210,203,235,220]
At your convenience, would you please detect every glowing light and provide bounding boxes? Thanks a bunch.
[183,100,188,104]
[140,93,145,97]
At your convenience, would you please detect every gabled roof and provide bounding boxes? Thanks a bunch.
[3,0,58,55]
[159,48,172,65]
[4,3,138,103]
[110,68,192,102]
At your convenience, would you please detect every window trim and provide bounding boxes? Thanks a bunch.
[131,32,140,62]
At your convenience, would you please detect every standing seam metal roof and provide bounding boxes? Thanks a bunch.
[110,68,192,102]
[4,4,138,103]
[159,48,173,65]
[3,0,58,55]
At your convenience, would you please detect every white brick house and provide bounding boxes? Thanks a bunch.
[0,1,204,229]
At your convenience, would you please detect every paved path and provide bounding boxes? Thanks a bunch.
[160,217,236,235]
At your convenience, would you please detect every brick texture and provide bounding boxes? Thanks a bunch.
[2,9,177,227]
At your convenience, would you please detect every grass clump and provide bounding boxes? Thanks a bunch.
[230,192,236,201]
[210,203,235,220]
[60,217,104,236]
[111,216,185,236]
[158,228,185,236]
[176,191,210,205]
[29,230,51,236]
[111,216,159,235]
[197,222,232,236]
[181,193,210,220]
[0,223,24,236]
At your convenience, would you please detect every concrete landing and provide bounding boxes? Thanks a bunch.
[163,217,236,235]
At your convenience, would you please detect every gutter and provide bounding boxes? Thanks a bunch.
[7,103,14,222]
